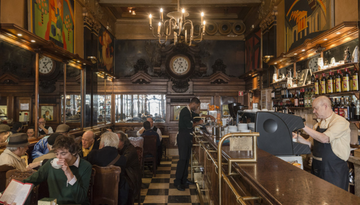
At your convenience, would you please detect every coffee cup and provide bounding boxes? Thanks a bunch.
[51,158,62,169]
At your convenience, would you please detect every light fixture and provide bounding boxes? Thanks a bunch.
[148,0,205,45]
[17,33,22,37]
[131,10,136,15]
[275,62,277,65]
[301,49,305,52]
[31,40,36,43]
[324,38,327,41]
[294,53,297,55]
[336,32,341,35]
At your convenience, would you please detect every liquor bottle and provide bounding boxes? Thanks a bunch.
[314,75,320,95]
[299,89,304,107]
[327,71,334,94]
[335,70,342,93]
[294,92,299,107]
[356,100,360,120]
[321,73,327,94]
[284,85,289,99]
[305,88,310,107]
[342,68,351,92]
[311,88,315,106]
[334,98,339,114]
[344,97,350,120]
[311,74,316,84]
[339,97,345,117]
[271,86,276,99]
[280,84,284,98]
[349,97,355,120]
[290,92,295,107]
[353,68,359,91]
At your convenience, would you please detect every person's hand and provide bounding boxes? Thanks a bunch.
[57,159,70,174]
[39,123,45,129]
[139,127,145,134]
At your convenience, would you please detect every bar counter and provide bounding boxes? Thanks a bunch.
[194,133,360,204]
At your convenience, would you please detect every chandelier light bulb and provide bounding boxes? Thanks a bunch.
[182,8,185,13]
[160,8,163,21]
[158,22,161,35]
[203,21,206,25]
[149,14,152,27]
[160,8,163,12]
[201,12,204,23]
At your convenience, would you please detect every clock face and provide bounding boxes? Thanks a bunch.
[308,58,318,72]
[39,56,54,74]
[170,56,191,75]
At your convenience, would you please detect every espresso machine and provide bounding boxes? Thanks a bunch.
[228,103,247,125]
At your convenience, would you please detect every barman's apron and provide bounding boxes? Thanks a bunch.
[312,127,349,190]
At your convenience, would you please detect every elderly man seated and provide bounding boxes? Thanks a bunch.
[32,124,70,159]
[0,124,11,144]
[38,118,53,136]
[79,130,99,158]
[0,133,30,171]
[24,135,92,205]
[86,132,128,205]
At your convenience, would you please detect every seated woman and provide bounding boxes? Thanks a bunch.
[23,135,92,205]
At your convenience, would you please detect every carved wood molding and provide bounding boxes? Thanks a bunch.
[209,71,230,84]
[130,71,152,84]
[0,73,19,84]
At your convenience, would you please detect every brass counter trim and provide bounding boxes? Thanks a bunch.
[218,132,260,205]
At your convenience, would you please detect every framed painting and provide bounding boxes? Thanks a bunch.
[98,25,115,76]
[39,104,59,123]
[29,0,75,53]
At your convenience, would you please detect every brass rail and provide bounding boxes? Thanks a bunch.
[218,132,260,205]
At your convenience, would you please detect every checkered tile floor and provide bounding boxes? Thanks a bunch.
[137,156,200,205]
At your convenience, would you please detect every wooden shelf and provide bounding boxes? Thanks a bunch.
[313,62,358,75]
[315,91,359,97]
[288,107,313,109]
[270,79,287,85]
[288,83,314,90]
[268,21,358,67]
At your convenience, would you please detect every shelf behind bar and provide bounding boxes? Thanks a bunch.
[288,83,314,90]
[270,79,287,85]
[315,91,358,97]
[313,62,358,75]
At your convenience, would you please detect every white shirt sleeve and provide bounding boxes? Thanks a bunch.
[136,128,143,137]
[157,128,162,141]
[48,127,54,134]
[67,175,77,186]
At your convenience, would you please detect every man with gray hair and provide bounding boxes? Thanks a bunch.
[296,96,350,190]
[86,132,128,205]
[0,133,30,171]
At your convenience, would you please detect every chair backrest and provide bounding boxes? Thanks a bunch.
[135,147,143,165]
[142,135,157,160]
[87,168,96,205]
[92,165,121,205]
[6,169,39,205]
[0,165,14,192]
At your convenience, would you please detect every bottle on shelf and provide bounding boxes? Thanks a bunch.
[353,68,359,91]
[281,84,285,98]
[311,74,316,84]
[342,68,351,92]
[311,88,315,106]
[349,97,355,121]
[305,88,310,107]
[334,98,339,114]
[290,92,295,107]
[356,100,360,120]
[315,75,320,95]
[271,86,276,99]
[335,70,342,93]
[339,97,345,117]
[327,71,334,94]
[344,97,350,120]
[294,92,299,107]
[321,73,327,94]
[299,89,304,107]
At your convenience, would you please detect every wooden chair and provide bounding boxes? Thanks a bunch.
[6,169,38,205]
[0,165,14,192]
[142,135,157,177]
[87,168,96,205]
[92,165,121,205]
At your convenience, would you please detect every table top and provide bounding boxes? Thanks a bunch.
[162,135,169,139]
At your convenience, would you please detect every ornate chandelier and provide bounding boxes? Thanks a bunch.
[148,0,206,46]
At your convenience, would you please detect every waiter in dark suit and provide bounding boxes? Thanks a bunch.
[174,97,214,191]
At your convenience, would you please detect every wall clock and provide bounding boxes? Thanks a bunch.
[39,56,55,75]
[166,53,194,79]
[308,57,318,72]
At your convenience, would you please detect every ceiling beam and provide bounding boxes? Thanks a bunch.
[99,0,261,7]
